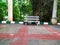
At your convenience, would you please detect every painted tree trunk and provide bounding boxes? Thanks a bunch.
[51,0,57,24]
[8,0,13,21]
[52,0,57,18]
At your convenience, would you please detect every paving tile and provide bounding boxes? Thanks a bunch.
[49,25,60,32]
[0,39,11,45]
[28,39,60,45]
[0,24,21,34]
[28,25,52,34]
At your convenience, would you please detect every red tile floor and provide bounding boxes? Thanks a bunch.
[0,24,60,45]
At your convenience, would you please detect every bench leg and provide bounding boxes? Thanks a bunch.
[36,22,38,26]
[37,22,39,26]
[24,22,28,25]
[37,23,38,26]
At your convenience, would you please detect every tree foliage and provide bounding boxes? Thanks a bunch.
[13,0,20,21]
[57,0,60,22]
[13,0,33,21]
[13,0,54,22]
[0,0,60,22]
[31,0,53,22]
[0,2,8,21]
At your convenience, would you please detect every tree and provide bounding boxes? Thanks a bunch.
[19,0,33,15]
[31,0,53,22]
[57,0,60,22]
[0,2,8,21]
[13,0,20,21]
[13,0,33,21]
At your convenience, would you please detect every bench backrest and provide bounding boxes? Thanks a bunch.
[24,16,39,21]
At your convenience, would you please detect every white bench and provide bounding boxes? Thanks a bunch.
[24,16,39,25]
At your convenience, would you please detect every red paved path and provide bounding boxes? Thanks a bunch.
[0,25,60,45]
[11,25,60,45]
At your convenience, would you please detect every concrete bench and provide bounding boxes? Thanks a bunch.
[24,16,39,25]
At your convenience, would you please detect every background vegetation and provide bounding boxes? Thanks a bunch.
[57,0,60,22]
[0,0,60,22]
[31,0,53,22]
[13,0,54,22]
[13,0,33,21]
[0,0,8,21]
